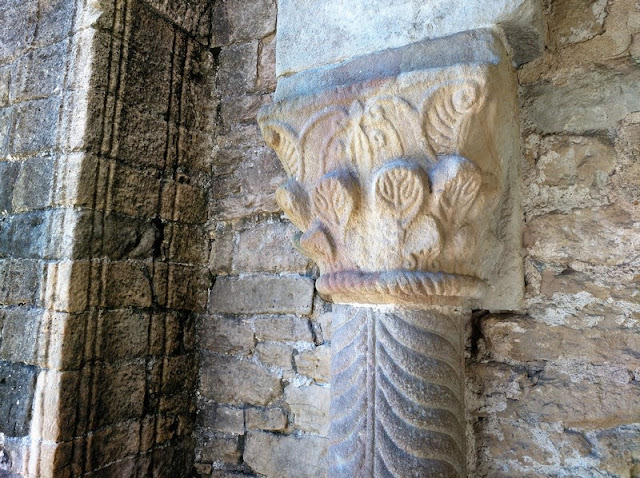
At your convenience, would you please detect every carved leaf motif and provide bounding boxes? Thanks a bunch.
[275,179,312,231]
[299,106,349,181]
[330,309,466,477]
[299,221,336,272]
[430,156,482,228]
[261,122,303,180]
[374,161,427,228]
[424,83,480,155]
[312,170,359,233]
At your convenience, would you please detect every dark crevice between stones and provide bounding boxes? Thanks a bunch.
[469,309,489,359]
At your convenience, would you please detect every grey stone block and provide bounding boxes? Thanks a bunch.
[209,275,314,315]
[0,360,37,437]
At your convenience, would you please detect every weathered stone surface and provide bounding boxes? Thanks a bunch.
[523,135,616,218]
[522,69,640,134]
[201,355,282,406]
[524,205,640,266]
[235,221,311,273]
[245,407,287,432]
[276,0,542,75]
[260,32,524,310]
[255,342,293,369]
[209,275,315,315]
[212,0,276,46]
[199,433,241,464]
[548,0,608,47]
[0,361,37,436]
[200,316,255,355]
[209,406,244,435]
[253,316,314,343]
[284,384,330,435]
[244,431,328,478]
[217,42,259,97]
[295,345,331,384]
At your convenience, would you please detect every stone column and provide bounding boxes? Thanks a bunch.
[258,28,525,477]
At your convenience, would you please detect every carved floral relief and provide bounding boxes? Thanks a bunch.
[259,75,503,307]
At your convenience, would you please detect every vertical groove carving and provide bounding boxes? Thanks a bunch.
[330,307,465,478]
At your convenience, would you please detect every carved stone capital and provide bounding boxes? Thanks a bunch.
[259,32,523,310]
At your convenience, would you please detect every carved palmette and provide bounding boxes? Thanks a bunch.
[330,307,466,478]
[259,76,497,307]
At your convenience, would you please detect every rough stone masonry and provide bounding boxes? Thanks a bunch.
[0,0,639,477]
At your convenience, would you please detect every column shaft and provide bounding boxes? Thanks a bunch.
[330,305,467,477]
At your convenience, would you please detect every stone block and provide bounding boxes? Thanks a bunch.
[86,420,141,470]
[199,316,255,355]
[217,42,258,97]
[220,93,272,127]
[524,205,639,266]
[10,41,66,102]
[0,66,10,107]
[244,431,328,478]
[110,163,160,218]
[0,0,36,63]
[198,432,241,464]
[0,211,50,259]
[235,221,310,273]
[255,342,293,369]
[121,48,172,118]
[182,42,216,133]
[211,0,276,46]
[161,353,198,396]
[209,275,314,315]
[99,309,151,361]
[0,360,37,437]
[206,405,244,435]
[117,107,168,168]
[523,69,640,134]
[208,221,234,274]
[0,307,43,364]
[0,161,18,213]
[200,355,282,406]
[94,362,146,427]
[12,157,54,211]
[253,316,314,343]
[0,259,42,307]
[284,384,330,435]
[0,107,12,159]
[178,128,215,174]
[167,264,209,312]
[35,0,74,46]
[245,407,287,432]
[275,0,542,76]
[258,34,276,92]
[11,97,60,155]
[547,0,608,47]
[295,345,330,384]
[102,261,153,309]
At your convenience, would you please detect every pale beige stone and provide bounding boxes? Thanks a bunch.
[245,407,287,431]
[244,431,328,478]
[209,275,315,315]
[295,345,330,384]
[284,384,330,436]
[259,32,523,310]
[255,342,293,369]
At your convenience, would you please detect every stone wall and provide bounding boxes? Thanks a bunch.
[0,0,638,476]
[468,0,640,476]
[195,0,333,476]
[1,0,213,476]
[199,0,640,477]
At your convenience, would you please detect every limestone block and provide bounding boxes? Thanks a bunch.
[255,342,293,369]
[276,0,543,76]
[245,407,287,431]
[0,360,37,437]
[284,384,330,435]
[209,275,314,315]
[243,431,328,478]
[294,345,330,384]
[253,316,314,343]
[259,31,523,310]
[200,355,282,406]
[200,316,255,355]
[212,0,276,46]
